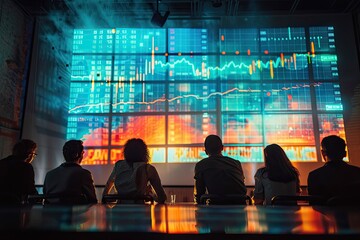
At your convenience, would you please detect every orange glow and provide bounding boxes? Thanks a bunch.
[264,50,269,54]
[269,59,274,79]
[235,50,240,55]
[280,53,284,67]
[247,49,251,56]
[221,51,226,55]
[221,35,225,41]
[311,41,315,56]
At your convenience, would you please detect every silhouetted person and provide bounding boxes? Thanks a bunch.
[102,138,167,204]
[0,139,38,204]
[43,140,97,204]
[253,144,301,205]
[307,135,360,200]
[194,135,247,204]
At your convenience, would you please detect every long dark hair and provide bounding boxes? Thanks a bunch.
[264,144,299,182]
[124,138,150,167]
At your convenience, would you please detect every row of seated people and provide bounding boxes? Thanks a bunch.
[1,135,360,205]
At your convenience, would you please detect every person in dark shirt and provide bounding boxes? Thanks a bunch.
[43,140,97,204]
[0,139,38,204]
[307,135,360,200]
[194,135,247,204]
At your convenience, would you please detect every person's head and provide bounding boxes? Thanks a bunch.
[321,135,346,162]
[63,140,84,163]
[12,139,37,163]
[204,135,223,156]
[264,144,299,182]
[124,138,149,164]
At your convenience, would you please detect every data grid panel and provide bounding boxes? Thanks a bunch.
[111,115,166,145]
[71,55,113,81]
[112,82,166,113]
[168,28,212,53]
[219,28,259,53]
[264,114,315,145]
[222,114,263,144]
[168,83,217,112]
[114,55,168,81]
[263,83,312,110]
[315,82,343,111]
[73,29,114,54]
[168,114,217,144]
[167,55,219,81]
[219,55,261,80]
[66,115,109,146]
[68,82,111,114]
[259,27,307,53]
[115,28,166,53]
[220,83,262,111]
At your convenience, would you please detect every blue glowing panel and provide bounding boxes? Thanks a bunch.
[260,54,309,80]
[309,26,336,53]
[222,114,263,144]
[168,55,218,80]
[168,28,214,53]
[219,55,261,80]
[114,28,166,53]
[223,146,264,162]
[114,55,167,81]
[168,114,217,144]
[111,115,165,145]
[112,83,166,113]
[263,83,312,110]
[66,115,109,146]
[318,114,346,141]
[312,54,339,80]
[219,28,259,53]
[259,27,307,53]
[264,114,314,144]
[168,147,206,163]
[168,83,217,112]
[67,26,346,165]
[71,55,113,81]
[73,29,113,54]
[315,83,343,111]
[68,82,111,114]
[220,83,261,111]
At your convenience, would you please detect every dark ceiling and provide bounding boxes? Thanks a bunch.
[14,0,360,18]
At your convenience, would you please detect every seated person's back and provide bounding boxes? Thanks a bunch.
[308,135,360,200]
[102,138,167,204]
[43,140,97,204]
[253,144,301,205]
[194,135,247,204]
[0,139,38,203]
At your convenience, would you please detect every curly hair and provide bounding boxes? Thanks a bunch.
[123,138,150,166]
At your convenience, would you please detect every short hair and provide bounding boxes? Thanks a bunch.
[321,135,346,161]
[63,140,84,162]
[12,139,37,159]
[204,135,223,155]
[124,138,149,165]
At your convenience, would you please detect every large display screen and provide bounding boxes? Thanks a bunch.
[67,26,345,165]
